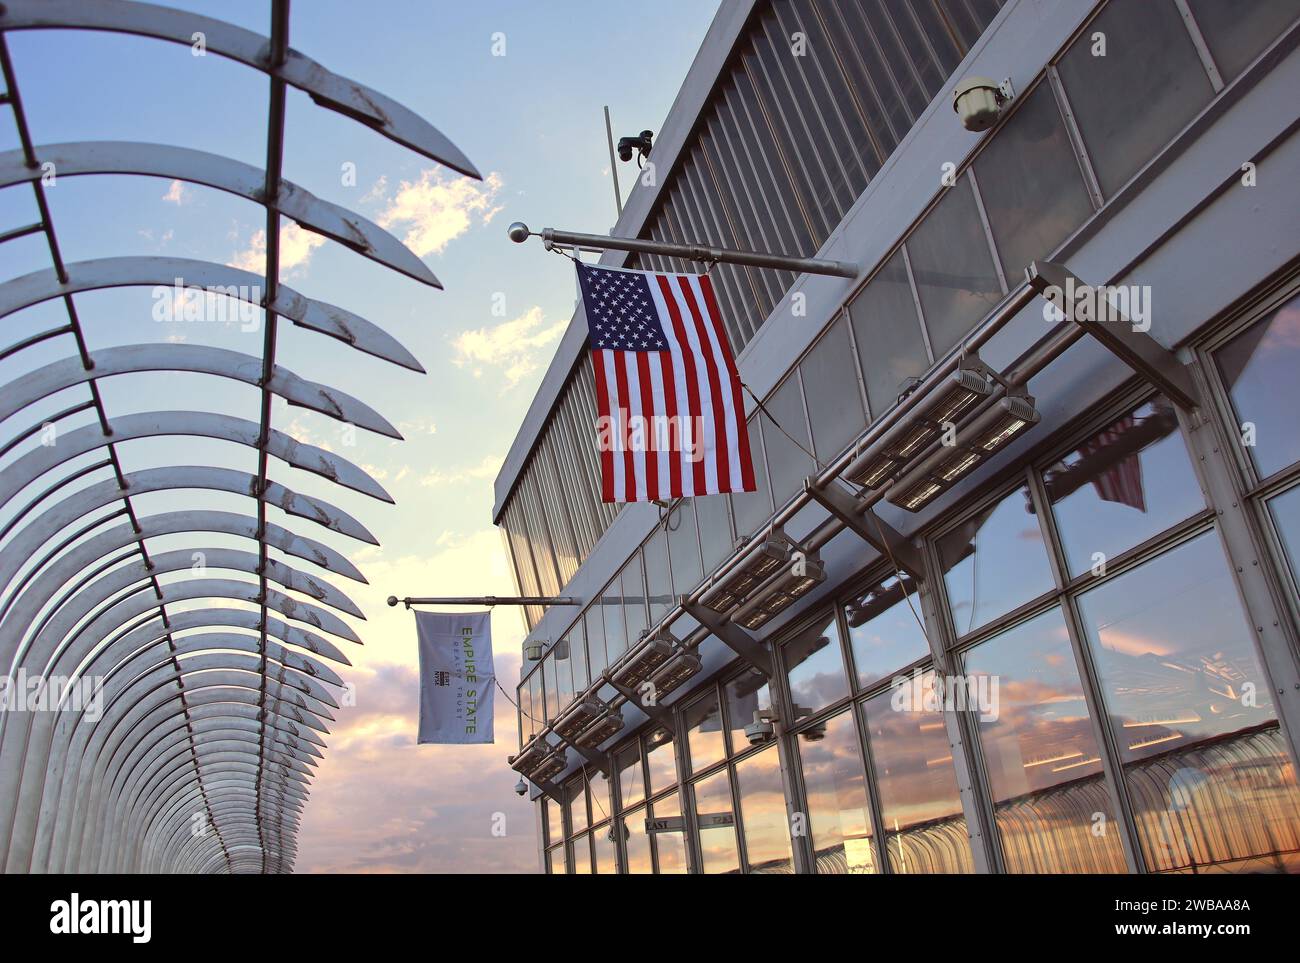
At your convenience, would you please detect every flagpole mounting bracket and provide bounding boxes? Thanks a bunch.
[508,222,859,279]
[389,595,582,609]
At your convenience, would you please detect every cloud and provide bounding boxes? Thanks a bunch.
[161,179,189,205]
[376,169,504,257]
[293,529,538,873]
[418,454,503,488]
[451,306,567,390]
[228,222,327,275]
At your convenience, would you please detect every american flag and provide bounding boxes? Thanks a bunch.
[1080,414,1146,512]
[577,261,755,504]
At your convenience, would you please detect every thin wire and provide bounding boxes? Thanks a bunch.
[866,507,934,652]
[495,677,544,725]
[742,382,825,471]
[582,764,610,824]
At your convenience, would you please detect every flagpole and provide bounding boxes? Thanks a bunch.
[507,222,859,279]
[388,595,581,609]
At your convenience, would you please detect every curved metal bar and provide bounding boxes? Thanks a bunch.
[0,256,424,372]
[0,0,481,178]
[0,141,440,287]
[0,343,402,438]
[0,465,375,621]
[59,683,324,872]
[0,410,393,508]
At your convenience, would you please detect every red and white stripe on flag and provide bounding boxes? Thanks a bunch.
[576,261,756,504]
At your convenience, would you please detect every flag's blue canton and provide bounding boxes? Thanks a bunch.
[577,262,669,351]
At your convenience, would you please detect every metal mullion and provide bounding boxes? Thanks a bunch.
[799,0,887,174]
[917,537,1000,873]
[1024,467,1145,873]
[851,688,894,875]
[966,168,1009,295]
[849,0,920,133]
[1173,0,1226,93]
[900,244,937,364]
[1046,65,1105,209]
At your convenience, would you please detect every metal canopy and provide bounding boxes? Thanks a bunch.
[0,0,478,873]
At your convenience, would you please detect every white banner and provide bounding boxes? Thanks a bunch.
[415,610,494,744]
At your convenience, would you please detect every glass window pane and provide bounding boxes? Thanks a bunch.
[1044,397,1203,576]
[906,177,1004,358]
[725,669,773,755]
[644,528,673,625]
[800,315,867,458]
[1056,0,1213,196]
[692,769,741,873]
[601,577,627,663]
[735,745,793,873]
[623,807,652,873]
[546,844,567,875]
[783,611,850,719]
[1187,0,1298,81]
[584,607,607,679]
[591,768,614,826]
[973,83,1094,280]
[622,554,648,646]
[1268,484,1300,591]
[695,490,734,571]
[545,797,563,847]
[938,484,1054,637]
[528,672,543,738]
[798,709,877,873]
[731,415,774,536]
[571,834,592,874]
[864,675,973,873]
[1215,293,1300,478]
[645,725,677,796]
[593,825,618,874]
[666,498,704,593]
[616,742,644,810]
[565,777,588,836]
[570,625,589,693]
[1078,531,1300,873]
[686,689,727,774]
[845,572,930,688]
[962,607,1127,873]
[760,375,815,507]
[849,250,930,418]
[650,792,689,874]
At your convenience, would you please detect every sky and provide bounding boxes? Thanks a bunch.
[0,0,719,872]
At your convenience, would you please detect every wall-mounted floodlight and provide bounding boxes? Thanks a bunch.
[731,552,827,630]
[887,392,1041,512]
[554,699,606,740]
[647,651,703,699]
[700,532,795,612]
[531,751,569,783]
[508,737,548,776]
[953,76,1014,132]
[611,635,674,689]
[851,360,994,489]
[576,709,626,749]
[524,641,546,662]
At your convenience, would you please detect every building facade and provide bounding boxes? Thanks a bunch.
[494,0,1300,874]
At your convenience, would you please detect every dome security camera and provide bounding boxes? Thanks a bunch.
[953,77,1013,132]
[515,777,528,796]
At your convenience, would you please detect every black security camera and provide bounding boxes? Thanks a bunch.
[617,129,654,164]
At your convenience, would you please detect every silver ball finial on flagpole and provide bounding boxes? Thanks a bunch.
[507,221,531,243]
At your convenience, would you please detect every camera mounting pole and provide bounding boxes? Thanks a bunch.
[387,595,581,609]
[508,222,859,279]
